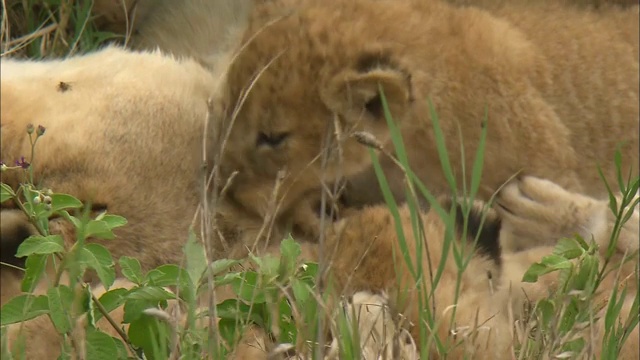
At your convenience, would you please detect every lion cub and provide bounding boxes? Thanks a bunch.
[216,0,638,225]
[321,175,638,359]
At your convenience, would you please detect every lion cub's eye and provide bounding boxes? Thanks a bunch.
[256,131,290,148]
[364,94,383,119]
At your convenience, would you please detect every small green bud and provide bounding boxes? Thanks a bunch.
[26,124,34,134]
[36,125,46,136]
[43,195,52,205]
[33,195,42,205]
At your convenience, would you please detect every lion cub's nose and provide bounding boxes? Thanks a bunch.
[256,131,289,148]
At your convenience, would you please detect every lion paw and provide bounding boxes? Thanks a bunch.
[495,176,607,252]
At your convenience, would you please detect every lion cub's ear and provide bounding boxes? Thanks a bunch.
[320,54,412,125]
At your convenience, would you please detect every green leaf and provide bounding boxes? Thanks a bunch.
[230,271,266,303]
[47,285,74,334]
[279,235,301,278]
[251,254,280,279]
[95,214,127,230]
[216,299,264,326]
[49,193,83,213]
[0,294,49,325]
[128,314,170,360]
[597,164,618,216]
[553,238,585,260]
[145,264,190,288]
[541,254,574,270]
[113,337,129,360]
[123,299,155,324]
[427,98,457,194]
[280,235,301,261]
[560,298,580,332]
[213,272,243,287]
[85,328,120,360]
[119,256,143,285]
[535,299,556,328]
[0,183,16,204]
[604,286,625,332]
[15,235,64,257]
[21,254,48,292]
[277,296,295,343]
[292,279,312,304]
[58,210,82,229]
[85,220,116,240]
[218,318,243,351]
[572,254,599,291]
[93,288,130,322]
[79,244,115,289]
[298,262,319,280]
[209,259,241,276]
[522,262,549,283]
[127,286,176,302]
[184,228,207,288]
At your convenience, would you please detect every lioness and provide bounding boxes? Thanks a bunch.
[0,46,219,279]
[217,0,638,227]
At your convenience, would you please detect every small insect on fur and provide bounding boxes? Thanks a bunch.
[57,81,72,92]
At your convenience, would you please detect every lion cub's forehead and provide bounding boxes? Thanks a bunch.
[227,1,406,95]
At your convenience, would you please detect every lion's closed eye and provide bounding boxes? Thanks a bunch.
[256,131,289,148]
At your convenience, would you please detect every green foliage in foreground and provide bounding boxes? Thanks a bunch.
[3,0,121,59]
[1,96,638,360]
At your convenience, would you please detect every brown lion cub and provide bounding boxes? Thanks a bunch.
[321,175,639,359]
[217,0,638,223]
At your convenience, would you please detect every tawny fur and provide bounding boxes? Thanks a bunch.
[317,176,639,359]
[218,0,638,221]
[447,0,639,10]
[97,0,637,61]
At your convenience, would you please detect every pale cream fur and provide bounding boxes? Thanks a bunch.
[0,46,220,280]
[217,0,638,223]
[92,0,637,62]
